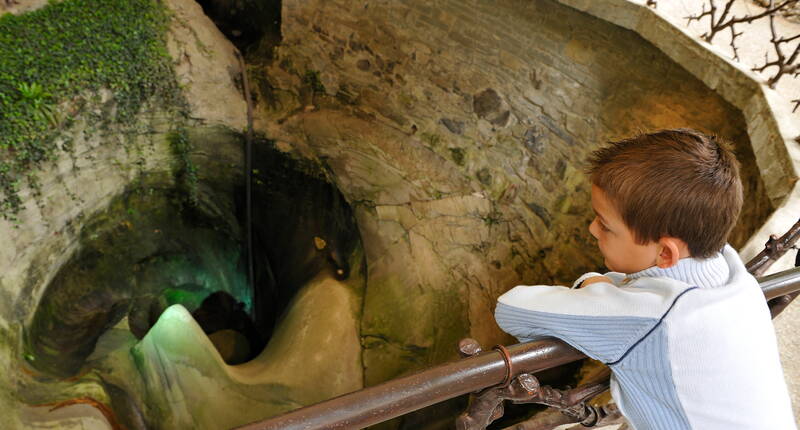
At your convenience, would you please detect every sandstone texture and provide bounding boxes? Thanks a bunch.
[257,0,774,394]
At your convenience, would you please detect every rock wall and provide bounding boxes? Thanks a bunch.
[255,0,772,391]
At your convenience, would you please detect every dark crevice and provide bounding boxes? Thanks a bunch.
[195,0,282,55]
[236,139,361,353]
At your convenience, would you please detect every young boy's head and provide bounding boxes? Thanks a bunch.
[586,128,743,274]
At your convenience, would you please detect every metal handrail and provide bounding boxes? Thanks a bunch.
[233,267,800,430]
[759,266,800,299]
[234,340,583,430]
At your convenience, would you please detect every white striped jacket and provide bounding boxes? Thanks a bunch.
[495,245,796,430]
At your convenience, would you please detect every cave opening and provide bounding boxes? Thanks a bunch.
[24,137,363,377]
[194,0,282,55]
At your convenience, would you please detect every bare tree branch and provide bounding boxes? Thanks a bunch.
[686,1,718,32]
[751,8,800,87]
[727,0,800,28]
[686,0,799,63]
[754,0,800,18]
[777,33,800,44]
[730,25,744,61]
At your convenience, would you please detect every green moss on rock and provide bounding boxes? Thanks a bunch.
[0,0,185,219]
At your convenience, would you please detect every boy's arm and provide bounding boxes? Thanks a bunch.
[571,272,610,289]
[495,277,682,364]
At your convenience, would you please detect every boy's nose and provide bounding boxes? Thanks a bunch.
[589,218,600,239]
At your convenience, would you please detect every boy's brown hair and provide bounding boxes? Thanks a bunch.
[587,128,743,258]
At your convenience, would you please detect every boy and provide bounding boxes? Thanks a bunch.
[495,129,796,429]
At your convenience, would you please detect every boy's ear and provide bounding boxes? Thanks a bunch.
[656,237,685,268]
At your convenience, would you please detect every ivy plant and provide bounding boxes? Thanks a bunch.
[0,0,187,220]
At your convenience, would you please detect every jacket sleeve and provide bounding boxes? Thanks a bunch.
[494,277,676,363]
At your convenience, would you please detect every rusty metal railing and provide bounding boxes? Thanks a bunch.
[233,339,584,430]
[233,264,800,430]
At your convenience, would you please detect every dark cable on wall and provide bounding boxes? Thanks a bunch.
[236,50,255,313]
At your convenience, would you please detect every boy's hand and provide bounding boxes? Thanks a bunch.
[578,275,613,288]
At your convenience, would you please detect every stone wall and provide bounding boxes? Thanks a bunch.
[255,0,773,394]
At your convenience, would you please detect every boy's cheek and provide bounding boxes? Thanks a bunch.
[597,247,617,271]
